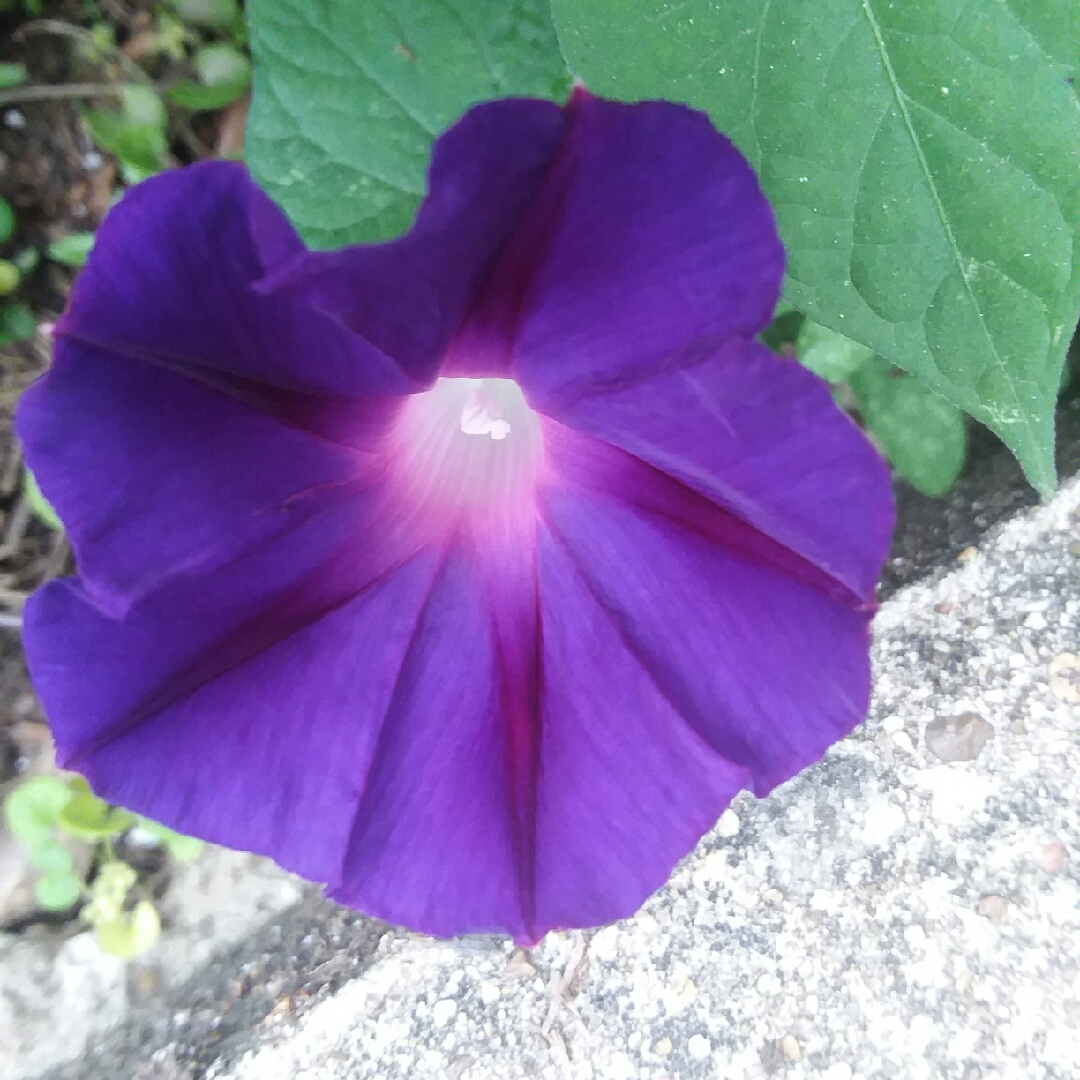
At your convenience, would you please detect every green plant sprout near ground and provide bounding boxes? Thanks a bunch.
[0,195,38,348]
[4,773,203,959]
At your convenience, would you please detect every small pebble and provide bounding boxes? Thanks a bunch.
[1048,653,1080,702]
[432,999,458,1027]
[978,895,1007,920]
[479,981,501,1005]
[957,546,978,563]
[934,602,952,614]
[892,730,915,754]
[762,888,784,904]
[1068,540,1080,557]
[687,1034,711,1061]
[1009,716,1028,735]
[3,109,26,129]
[716,808,740,837]
[506,949,536,977]
[1038,842,1068,873]
[780,1035,803,1061]
[653,1036,673,1057]
[925,712,994,762]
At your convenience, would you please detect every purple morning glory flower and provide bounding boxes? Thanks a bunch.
[18,90,893,943]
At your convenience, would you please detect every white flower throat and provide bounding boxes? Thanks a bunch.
[389,378,543,529]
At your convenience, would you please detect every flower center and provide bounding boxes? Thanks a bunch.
[390,378,544,531]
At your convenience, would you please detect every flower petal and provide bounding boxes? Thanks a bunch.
[27,521,540,940]
[18,342,374,615]
[474,91,784,402]
[56,160,414,397]
[22,496,444,887]
[336,539,535,940]
[533,524,751,933]
[258,99,567,384]
[538,459,875,798]
[539,339,894,601]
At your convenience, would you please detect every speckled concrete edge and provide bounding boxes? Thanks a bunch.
[207,475,1080,1080]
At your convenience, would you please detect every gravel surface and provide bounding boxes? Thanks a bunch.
[207,476,1080,1080]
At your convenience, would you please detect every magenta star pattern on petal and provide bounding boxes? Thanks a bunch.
[18,89,894,944]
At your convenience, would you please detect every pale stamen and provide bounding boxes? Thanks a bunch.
[389,378,543,532]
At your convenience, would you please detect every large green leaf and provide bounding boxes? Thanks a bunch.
[246,0,571,249]
[552,0,1080,495]
[850,355,967,496]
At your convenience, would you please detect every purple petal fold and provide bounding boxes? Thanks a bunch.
[18,343,371,615]
[544,339,894,601]
[493,93,785,403]
[258,99,566,385]
[54,161,414,398]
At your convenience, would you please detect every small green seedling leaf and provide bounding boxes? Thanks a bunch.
[797,321,874,384]
[850,356,967,497]
[35,868,83,911]
[81,859,137,925]
[4,775,72,848]
[122,85,168,129]
[135,817,204,862]
[169,44,251,111]
[0,260,19,296]
[12,247,39,276]
[0,302,35,345]
[0,197,14,244]
[170,0,244,34]
[29,839,75,874]
[46,232,95,269]
[0,63,28,91]
[85,86,168,176]
[155,13,190,62]
[95,899,161,958]
[23,469,62,531]
[58,790,136,842]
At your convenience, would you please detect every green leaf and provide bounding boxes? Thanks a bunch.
[552,0,1080,495]
[246,0,571,248]
[95,900,161,958]
[89,859,137,902]
[12,247,40,276]
[0,301,35,345]
[85,87,168,176]
[797,320,874,383]
[29,839,75,874]
[4,776,72,849]
[35,868,82,911]
[46,232,96,269]
[169,43,252,111]
[0,63,28,91]
[85,111,168,175]
[134,817,204,862]
[0,260,19,297]
[850,355,966,496]
[57,791,136,842]
[0,197,14,244]
[169,0,244,35]
[23,469,63,530]
[122,85,168,129]
[168,81,248,112]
